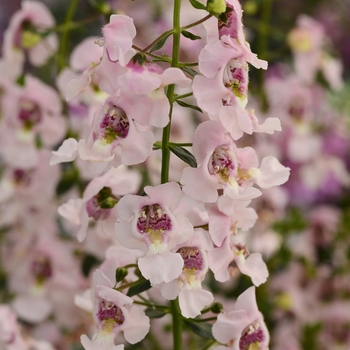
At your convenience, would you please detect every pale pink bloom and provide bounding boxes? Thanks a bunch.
[80,270,149,349]
[0,305,28,350]
[208,235,268,286]
[102,15,136,66]
[154,229,214,318]
[288,15,343,89]
[212,286,269,350]
[0,150,59,207]
[0,75,66,168]
[116,62,191,127]
[51,93,154,172]
[2,1,58,67]
[58,166,140,242]
[114,182,193,285]
[181,121,289,203]
[65,15,135,99]
[207,200,257,247]
[7,232,84,325]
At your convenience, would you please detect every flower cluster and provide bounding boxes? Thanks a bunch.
[0,0,297,349]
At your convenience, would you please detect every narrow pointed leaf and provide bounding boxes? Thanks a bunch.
[181,66,200,76]
[181,30,202,41]
[127,278,151,297]
[189,0,207,10]
[150,32,172,53]
[145,308,166,318]
[176,100,203,113]
[184,320,215,339]
[169,145,197,168]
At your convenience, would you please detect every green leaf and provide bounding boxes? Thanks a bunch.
[181,30,202,41]
[189,0,207,10]
[184,320,215,339]
[82,254,101,277]
[150,32,172,53]
[127,278,151,297]
[169,145,197,168]
[181,66,199,77]
[145,308,166,318]
[176,100,203,113]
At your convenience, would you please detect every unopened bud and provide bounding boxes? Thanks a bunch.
[207,0,226,17]
[115,267,128,282]
[211,302,223,314]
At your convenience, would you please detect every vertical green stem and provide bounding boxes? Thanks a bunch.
[57,0,80,72]
[160,0,182,185]
[160,0,183,349]
[257,0,273,111]
[170,298,182,350]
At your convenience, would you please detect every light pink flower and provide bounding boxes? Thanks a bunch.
[58,166,140,242]
[154,229,214,318]
[80,269,150,349]
[208,235,268,286]
[212,286,269,350]
[2,0,58,67]
[114,182,193,285]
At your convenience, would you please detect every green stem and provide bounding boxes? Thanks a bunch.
[173,92,193,100]
[181,14,212,30]
[57,0,80,72]
[168,142,192,147]
[171,299,182,350]
[256,0,274,111]
[160,0,182,185]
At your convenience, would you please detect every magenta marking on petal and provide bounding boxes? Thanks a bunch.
[31,254,53,282]
[218,5,239,39]
[98,104,129,143]
[97,300,125,325]
[136,204,172,234]
[177,247,204,271]
[13,169,32,186]
[239,322,265,350]
[208,145,237,183]
[18,99,42,129]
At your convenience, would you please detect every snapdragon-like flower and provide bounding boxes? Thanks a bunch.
[181,121,290,203]
[79,270,150,350]
[2,0,58,68]
[65,14,136,100]
[51,94,154,173]
[58,166,140,242]
[212,286,269,350]
[114,182,193,285]
[208,235,268,286]
[154,229,214,318]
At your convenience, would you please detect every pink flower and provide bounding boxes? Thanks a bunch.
[154,229,214,318]
[58,166,141,242]
[208,236,268,286]
[80,270,150,350]
[3,0,58,67]
[114,182,193,285]
[212,286,269,350]
[51,93,154,172]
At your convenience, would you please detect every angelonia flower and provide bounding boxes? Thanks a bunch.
[0,0,308,349]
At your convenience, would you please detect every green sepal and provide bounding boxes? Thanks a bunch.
[132,52,147,65]
[210,302,223,313]
[168,145,197,168]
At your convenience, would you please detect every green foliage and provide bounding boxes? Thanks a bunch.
[169,145,197,168]
[127,278,152,297]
